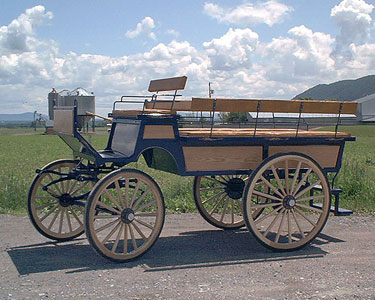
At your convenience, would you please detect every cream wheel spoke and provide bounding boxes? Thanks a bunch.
[131,188,151,211]
[252,190,282,202]
[96,201,121,215]
[202,176,226,185]
[251,202,282,209]
[115,180,124,209]
[296,194,324,203]
[219,197,230,222]
[285,160,290,194]
[254,206,283,225]
[199,186,225,192]
[66,208,73,232]
[275,210,287,243]
[294,207,316,226]
[123,225,129,254]
[290,161,302,195]
[129,180,141,208]
[209,194,226,215]
[68,207,84,226]
[102,220,121,244]
[291,209,305,238]
[287,210,292,243]
[104,190,122,211]
[134,199,156,213]
[134,218,154,230]
[292,168,312,197]
[295,203,323,214]
[260,176,284,199]
[111,223,124,253]
[129,223,137,250]
[271,166,286,197]
[294,181,321,199]
[48,208,61,230]
[131,222,147,241]
[263,208,285,237]
[58,207,65,234]
[36,201,58,210]
[39,204,58,222]
[202,191,225,205]
[95,218,120,234]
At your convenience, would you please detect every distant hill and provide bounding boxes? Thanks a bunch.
[293,75,375,101]
[0,112,47,122]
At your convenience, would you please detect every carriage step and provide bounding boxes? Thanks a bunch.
[311,186,353,216]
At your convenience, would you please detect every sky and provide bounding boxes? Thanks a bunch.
[1,0,375,116]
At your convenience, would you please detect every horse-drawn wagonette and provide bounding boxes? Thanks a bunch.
[28,76,357,261]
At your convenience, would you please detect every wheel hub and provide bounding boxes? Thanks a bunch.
[225,178,245,200]
[59,193,73,207]
[121,208,135,224]
[283,195,296,209]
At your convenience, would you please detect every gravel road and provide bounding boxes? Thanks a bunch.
[1,213,375,300]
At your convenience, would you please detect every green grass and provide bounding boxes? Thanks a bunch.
[0,125,374,215]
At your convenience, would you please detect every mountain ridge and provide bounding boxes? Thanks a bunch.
[293,75,375,101]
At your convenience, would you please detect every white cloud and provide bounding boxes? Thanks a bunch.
[203,28,259,70]
[125,17,156,40]
[204,1,292,26]
[166,29,180,37]
[331,0,375,60]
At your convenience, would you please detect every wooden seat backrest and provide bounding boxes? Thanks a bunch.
[191,98,358,115]
[148,76,187,92]
[54,107,75,134]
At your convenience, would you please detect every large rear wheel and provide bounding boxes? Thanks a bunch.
[243,153,331,251]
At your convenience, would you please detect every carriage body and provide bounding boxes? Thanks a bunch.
[28,76,358,261]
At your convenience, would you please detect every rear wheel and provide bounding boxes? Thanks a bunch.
[193,175,249,229]
[85,169,165,262]
[243,153,331,251]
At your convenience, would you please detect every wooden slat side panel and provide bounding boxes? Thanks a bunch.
[191,98,358,114]
[148,76,187,92]
[268,145,340,168]
[54,109,74,134]
[143,125,175,139]
[183,146,263,171]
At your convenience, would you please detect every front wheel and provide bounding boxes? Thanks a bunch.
[28,159,93,241]
[85,169,165,262]
[243,152,331,251]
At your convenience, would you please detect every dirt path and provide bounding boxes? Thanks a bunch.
[1,213,375,300]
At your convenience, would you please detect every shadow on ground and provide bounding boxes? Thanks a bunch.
[7,229,344,275]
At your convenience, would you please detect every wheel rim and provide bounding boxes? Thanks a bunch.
[28,160,92,240]
[244,154,330,250]
[194,175,249,229]
[86,169,165,261]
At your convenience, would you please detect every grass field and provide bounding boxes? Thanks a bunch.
[0,125,374,215]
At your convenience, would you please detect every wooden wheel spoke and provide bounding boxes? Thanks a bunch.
[66,209,73,232]
[115,180,125,209]
[202,176,227,185]
[270,165,286,196]
[104,189,122,210]
[95,218,120,233]
[39,205,58,222]
[296,194,325,203]
[252,190,282,202]
[291,209,305,238]
[67,179,78,194]
[47,173,62,195]
[129,223,137,250]
[129,180,141,208]
[134,199,156,213]
[125,178,130,208]
[94,214,119,220]
[294,207,316,226]
[111,223,124,253]
[251,202,282,209]
[123,225,128,254]
[131,188,151,211]
[275,210,287,243]
[292,168,312,197]
[134,218,154,230]
[263,208,285,237]
[48,208,61,230]
[290,161,302,195]
[285,160,290,194]
[209,194,226,215]
[295,203,323,214]
[96,201,121,215]
[287,210,292,243]
[231,200,235,224]
[260,176,284,198]
[219,197,231,222]
[199,186,225,192]
[135,212,157,217]
[35,201,58,210]
[68,207,84,226]
[202,191,226,205]
[70,181,89,197]
[131,222,148,241]
[255,206,283,225]
[58,208,65,234]
[102,220,121,244]
[294,180,321,199]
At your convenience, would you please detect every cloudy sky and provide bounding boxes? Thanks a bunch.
[1,0,375,115]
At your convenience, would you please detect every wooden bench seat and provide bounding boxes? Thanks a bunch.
[178,128,351,138]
